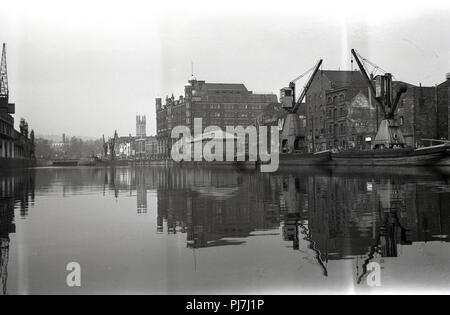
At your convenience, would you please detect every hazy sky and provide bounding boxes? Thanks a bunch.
[1,0,449,138]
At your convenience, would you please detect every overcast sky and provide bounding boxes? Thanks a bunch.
[1,0,449,138]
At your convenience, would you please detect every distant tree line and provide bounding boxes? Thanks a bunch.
[35,137,103,160]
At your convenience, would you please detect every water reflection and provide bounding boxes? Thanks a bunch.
[0,170,35,295]
[2,166,450,293]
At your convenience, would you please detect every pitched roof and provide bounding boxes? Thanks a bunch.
[203,83,248,92]
[322,70,366,88]
[438,79,450,88]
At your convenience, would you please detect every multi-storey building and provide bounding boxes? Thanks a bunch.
[155,78,278,156]
[305,70,369,151]
[323,88,378,150]
[0,100,34,165]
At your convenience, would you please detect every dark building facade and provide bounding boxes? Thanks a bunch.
[395,85,439,147]
[437,74,450,140]
[155,78,277,156]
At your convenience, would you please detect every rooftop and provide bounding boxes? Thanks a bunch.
[321,70,366,88]
[202,83,248,92]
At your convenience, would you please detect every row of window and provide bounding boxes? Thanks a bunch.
[327,94,346,104]
[327,123,347,135]
[188,112,255,118]
[326,107,347,118]
[204,104,263,110]
[309,123,348,137]
[308,93,346,112]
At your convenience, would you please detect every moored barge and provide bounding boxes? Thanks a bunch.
[330,144,448,166]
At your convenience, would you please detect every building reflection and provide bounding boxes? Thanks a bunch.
[282,169,450,283]
[0,170,36,295]
[16,166,450,285]
[155,168,281,248]
[136,169,147,215]
[126,166,450,265]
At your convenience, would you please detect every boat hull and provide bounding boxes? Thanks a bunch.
[436,149,450,166]
[330,145,448,166]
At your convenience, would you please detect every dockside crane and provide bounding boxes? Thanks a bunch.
[351,49,408,149]
[0,43,15,114]
[280,59,323,153]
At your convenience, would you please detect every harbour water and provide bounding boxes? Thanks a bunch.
[1,166,450,294]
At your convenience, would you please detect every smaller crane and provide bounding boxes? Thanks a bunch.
[280,60,323,153]
[351,49,408,149]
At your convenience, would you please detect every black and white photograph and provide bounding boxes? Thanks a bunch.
[1,0,450,298]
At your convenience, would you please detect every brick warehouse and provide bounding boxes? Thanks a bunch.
[323,87,378,151]
[155,78,277,157]
[305,70,374,151]
[305,69,450,152]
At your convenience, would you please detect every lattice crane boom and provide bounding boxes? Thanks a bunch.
[0,43,8,99]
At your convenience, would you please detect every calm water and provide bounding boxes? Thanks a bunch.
[1,165,450,294]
